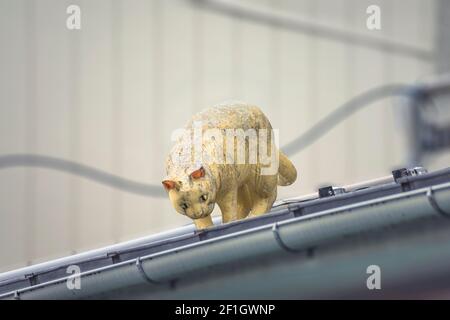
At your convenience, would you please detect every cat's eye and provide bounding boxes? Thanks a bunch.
[180,203,189,210]
[200,194,208,202]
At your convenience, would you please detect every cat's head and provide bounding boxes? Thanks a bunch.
[162,166,216,220]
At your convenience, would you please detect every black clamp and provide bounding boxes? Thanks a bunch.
[392,166,428,183]
[319,186,334,198]
[318,186,345,198]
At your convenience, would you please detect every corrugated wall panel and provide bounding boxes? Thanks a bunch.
[0,0,441,271]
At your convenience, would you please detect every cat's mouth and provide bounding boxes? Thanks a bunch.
[189,203,215,219]
[190,213,210,219]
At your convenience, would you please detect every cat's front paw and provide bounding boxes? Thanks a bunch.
[193,215,214,229]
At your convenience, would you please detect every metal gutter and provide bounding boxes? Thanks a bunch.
[7,167,443,294]
[0,216,222,287]
[2,180,449,300]
[141,219,450,299]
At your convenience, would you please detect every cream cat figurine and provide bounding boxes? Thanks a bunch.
[162,102,297,230]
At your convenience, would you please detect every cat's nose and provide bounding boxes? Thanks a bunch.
[193,209,206,219]
[191,211,201,219]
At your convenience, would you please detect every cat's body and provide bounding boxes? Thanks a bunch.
[163,102,297,229]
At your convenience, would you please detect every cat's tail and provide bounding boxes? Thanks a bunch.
[277,151,297,186]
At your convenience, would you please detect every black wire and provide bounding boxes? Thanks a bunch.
[191,0,432,61]
[0,154,165,197]
[282,84,420,156]
[0,84,422,198]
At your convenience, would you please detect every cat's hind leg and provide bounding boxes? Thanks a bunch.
[248,175,277,217]
[237,184,252,219]
[248,192,276,217]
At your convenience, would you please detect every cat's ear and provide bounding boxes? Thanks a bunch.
[190,166,205,180]
[162,180,179,191]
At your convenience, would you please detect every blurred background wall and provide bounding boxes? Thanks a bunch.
[0,0,448,272]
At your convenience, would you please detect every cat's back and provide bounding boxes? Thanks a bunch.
[166,102,272,175]
[187,102,272,131]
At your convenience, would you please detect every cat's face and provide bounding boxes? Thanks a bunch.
[162,167,216,220]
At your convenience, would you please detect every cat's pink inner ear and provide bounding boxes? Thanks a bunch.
[190,167,205,179]
[162,180,177,191]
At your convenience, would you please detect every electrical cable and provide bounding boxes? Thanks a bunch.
[0,84,423,197]
[191,0,432,62]
[282,84,422,156]
[0,153,165,197]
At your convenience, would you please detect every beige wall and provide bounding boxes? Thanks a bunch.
[0,0,445,272]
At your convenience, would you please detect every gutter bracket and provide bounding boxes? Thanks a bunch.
[13,291,20,300]
[107,251,121,264]
[426,188,450,217]
[24,273,37,286]
[287,203,301,215]
[272,223,301,253]
[135,257,160,285]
